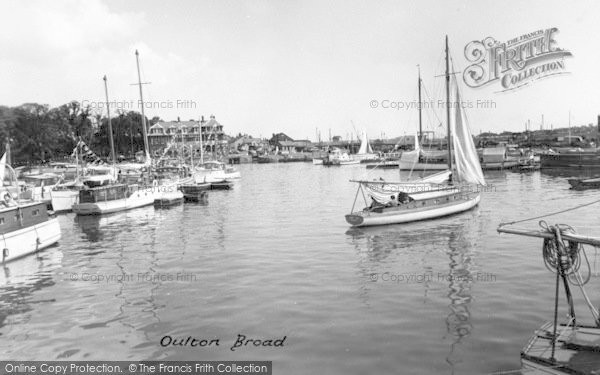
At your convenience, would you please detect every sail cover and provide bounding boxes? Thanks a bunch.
[452,88,486,186]
[399,134,420,164]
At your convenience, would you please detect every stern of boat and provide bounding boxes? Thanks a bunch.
[345,213,365,226]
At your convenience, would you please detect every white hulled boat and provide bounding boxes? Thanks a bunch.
[153,165,191,207]
[72,73,158,215]
[345,36,486,227]
[50,142,116,212]
[72,182,157,215]
[0,153,61,263]
[194,161,241,183]
[323,148,360,166]
[51,173,115,212]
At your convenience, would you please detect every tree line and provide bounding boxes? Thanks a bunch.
[0,101,161,165]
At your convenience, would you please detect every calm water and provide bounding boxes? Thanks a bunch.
[2,163,600,374]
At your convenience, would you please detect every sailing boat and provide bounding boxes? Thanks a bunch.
[353,131,378,162]
[398,67,449,171]
[345,36,485,227]
[72,75,157,215]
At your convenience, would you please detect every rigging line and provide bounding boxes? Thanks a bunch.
[421,84,444,132]
[499,198,600,227]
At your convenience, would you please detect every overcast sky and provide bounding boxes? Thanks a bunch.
[1,0,598,140]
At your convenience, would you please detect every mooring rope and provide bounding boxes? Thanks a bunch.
[499,197,600,227]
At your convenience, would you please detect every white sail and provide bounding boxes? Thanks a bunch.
[452,88,486,186]
[358,131,373,154]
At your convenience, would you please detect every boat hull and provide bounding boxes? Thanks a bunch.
[1,217,61,263]
[211,181,233,190]
[540,152,600,168]
[346,192,480,227]
[72,189,156,215]
[154,189,184,207]
[194,171,241,183]
[568,177,600,190]
[180,184,210,202]
[397,161,448,171]
[50,189,80,212]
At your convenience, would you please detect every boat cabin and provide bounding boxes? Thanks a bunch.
[0,201,50,235]
[21,174,60,187]
[79,184,139,203]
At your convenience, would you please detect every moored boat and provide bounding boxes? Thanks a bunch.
[194,161,241,183]
[568,177,600,190]
[20,173,60,207]
[346,37,486,227]
[0,154,61,263]
[180,183,210,202]
[323,148,359,166]
[72,182,157,215]
[540,148,600,169]
[210,180,233,190]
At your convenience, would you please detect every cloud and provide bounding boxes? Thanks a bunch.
[0,0,144,65]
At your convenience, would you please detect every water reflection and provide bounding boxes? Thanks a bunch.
[74,207,156,243]
[348,221,476,374]
[0,247,62,330]
[443,231,474,375]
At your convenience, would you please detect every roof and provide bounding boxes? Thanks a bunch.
[151,116,223,130]
[151,120,199,130]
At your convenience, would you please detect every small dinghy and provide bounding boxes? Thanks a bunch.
[210,180,233,190]
[568,177,600,190]
[180,183,210,202]
[154,194,183,208]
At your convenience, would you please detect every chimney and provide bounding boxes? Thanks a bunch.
[177,116,180,122]
[201,115,205,123]
[210,114,215,120]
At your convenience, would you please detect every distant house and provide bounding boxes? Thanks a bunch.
[269,133,294,144]
[230,135,268,153]
[276,140,312,153]
[148,115,227,156]
[268,133,312,153]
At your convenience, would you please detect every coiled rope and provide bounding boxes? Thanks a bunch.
[539,220,599,322]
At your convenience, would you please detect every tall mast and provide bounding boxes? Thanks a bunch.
[103,75,116,166]
[445,35,453,172]
[417,65,422,143]
[6,139,11,165]
[199,117,204,165]
[568,110,571,146]
[135,50,150,160]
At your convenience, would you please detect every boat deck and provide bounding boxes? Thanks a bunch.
[522,322,600,374]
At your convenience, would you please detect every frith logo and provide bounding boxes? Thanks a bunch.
[463,28,572,92]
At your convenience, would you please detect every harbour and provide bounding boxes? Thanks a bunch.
[1,163,600,374]
[3,1,600,373]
